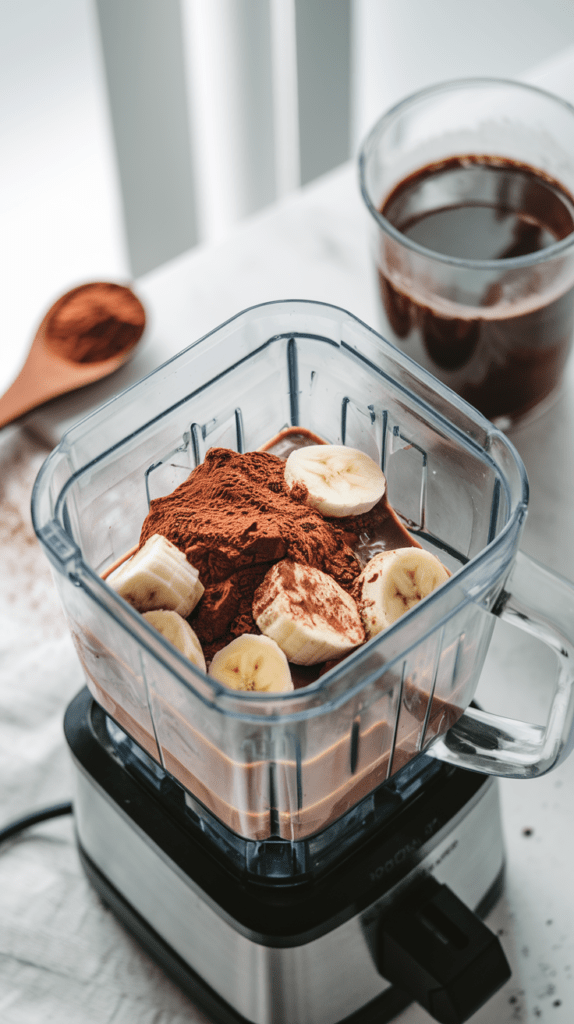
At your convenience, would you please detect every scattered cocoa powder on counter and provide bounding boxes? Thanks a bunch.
[0,428,68,639]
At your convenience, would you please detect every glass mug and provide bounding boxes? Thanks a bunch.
[359,78,574,430]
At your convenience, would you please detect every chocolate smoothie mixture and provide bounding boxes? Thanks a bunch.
[139,439,418,670]
[379,155,574,421]
[80,430,459,841]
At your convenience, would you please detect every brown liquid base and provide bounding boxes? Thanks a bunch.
[79,640,463,841]
[79,430,458,841]
[378,156,574,422]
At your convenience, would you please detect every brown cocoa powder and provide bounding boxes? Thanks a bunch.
[42,282,145,364]
[140,448,359,660]
[139,446,419,665]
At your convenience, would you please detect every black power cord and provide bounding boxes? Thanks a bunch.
[0,802,73,844]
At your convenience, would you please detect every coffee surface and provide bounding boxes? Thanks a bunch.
[379,156,574,421]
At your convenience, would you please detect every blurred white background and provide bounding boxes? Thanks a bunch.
[3,0,574,396]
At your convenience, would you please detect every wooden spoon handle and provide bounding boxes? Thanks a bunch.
[0,348,60,429]
[0,343,133,430]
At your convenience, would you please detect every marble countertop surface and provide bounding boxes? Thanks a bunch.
[4,71,574,1024]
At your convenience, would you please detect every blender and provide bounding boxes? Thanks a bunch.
[32,300,574,1024]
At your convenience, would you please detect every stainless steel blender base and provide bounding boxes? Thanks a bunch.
[78,844,424,1024]
[66,689,509,1024]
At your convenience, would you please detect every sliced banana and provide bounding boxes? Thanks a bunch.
[108,533,204,617]
[143,610,206,672]
[284,444,386,518]
[356,548,450,638]
[208,634,294,693]
[253,560,365,665]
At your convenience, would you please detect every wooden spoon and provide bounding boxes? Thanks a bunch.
[0,281,146,429]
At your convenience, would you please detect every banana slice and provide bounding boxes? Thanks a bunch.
[357,548,450,638]
[284,444,386,517]
[108,533,204,617]
[208,634,294,693]
[143,610,206,672]
[253,560,365,665]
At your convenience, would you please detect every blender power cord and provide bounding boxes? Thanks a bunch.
[0,802,73,844]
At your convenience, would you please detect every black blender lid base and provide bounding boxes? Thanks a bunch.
[77,842,412,1024]
[78,841,506,1024]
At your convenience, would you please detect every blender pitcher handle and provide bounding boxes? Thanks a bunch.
[428,551,574,779]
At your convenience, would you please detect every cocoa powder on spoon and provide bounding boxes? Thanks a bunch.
[42,282,146,364]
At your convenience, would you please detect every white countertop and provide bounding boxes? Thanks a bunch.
[4,71,574,1024]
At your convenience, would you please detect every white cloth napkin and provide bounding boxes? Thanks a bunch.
[0,428,209,1023]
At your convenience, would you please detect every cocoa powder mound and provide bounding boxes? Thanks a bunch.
[42,282,145,363]
[139,447,361,658]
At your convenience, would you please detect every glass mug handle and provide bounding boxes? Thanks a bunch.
[428,551,574,779]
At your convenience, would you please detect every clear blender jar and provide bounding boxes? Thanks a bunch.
[32,299,574,849]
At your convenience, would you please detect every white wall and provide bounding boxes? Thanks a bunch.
[0,0,127,393]
[352,0,574,151]
[181,0,279,246]
[96,0,199,277]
